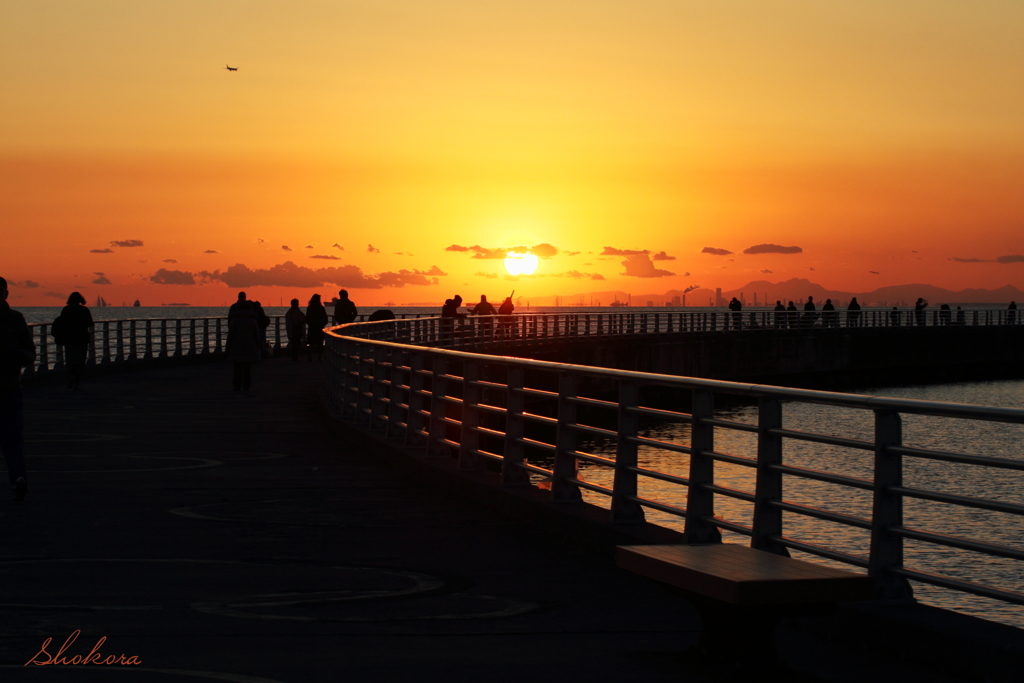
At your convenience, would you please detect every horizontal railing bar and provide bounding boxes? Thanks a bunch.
[702,449,757,468]
[772,464,875,491]
[773,536,870,568]
[467,448,504,463]
[521,412,558,426]
[516,437,557,453]
[571,451,617,468]
[890,485,1024,516]
[626,435,692,455]
[625,495,687,518]
[770,500,873,530]
[891,526,1024,561]
[627,405,694,422]
[892,445,1024,471]
[569,423,619,438]
[769,428,874,451]
[890,567,1024,606]
[702,418,758,433]
[631,466,690,487]
[566,395,619,410]
[704,515,753,536]
[703,483,756,503]
[566,478,614,496]
[511,461,554,477]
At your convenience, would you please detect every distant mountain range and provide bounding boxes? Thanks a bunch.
[535,278,1024,308]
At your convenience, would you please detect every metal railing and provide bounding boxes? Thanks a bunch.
[325,315,1024,615]
[23,313,436,375]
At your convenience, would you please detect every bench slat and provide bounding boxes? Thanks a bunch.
[617,543,874,605]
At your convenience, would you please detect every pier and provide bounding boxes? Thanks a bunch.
[5,313,1023,680]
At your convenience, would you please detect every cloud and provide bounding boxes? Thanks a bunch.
[743,243,803,255]
[91,272,112,285]
[997,254,1024,264]
[332,243,344,250]
[310,254,340,260]
[683,271,690,276]
[204,250,218,254]
[13,280,41,288]
[652,251,676,261]
[201,260,447,289]
[591,273,605,280]
[760,269,773,274]
[90,248,114,254]
[565,251,581,257]
[150,269,197,285]
[808,267,816,271]
[304,244,314,249]
[701,247,733,256]
[368,244,380,253]
[255,238,265,244]
[45,291,64,299]
[162,259,178,263]
[602,246,649,256]
[620,254,675,278]
[474,271,499,279]
[281,245,292,251]
[110,239,144,247]
[447,243,558,260]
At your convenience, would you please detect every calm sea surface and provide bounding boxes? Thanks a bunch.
[17,305,1024,628]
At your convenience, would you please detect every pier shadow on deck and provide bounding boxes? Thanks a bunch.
[0,359,1004,681]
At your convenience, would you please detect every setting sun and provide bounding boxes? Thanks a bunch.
[504,252,539,276]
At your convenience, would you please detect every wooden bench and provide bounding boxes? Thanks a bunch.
[617,543,874,667]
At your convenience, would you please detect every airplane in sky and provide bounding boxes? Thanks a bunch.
[225,64,238,72]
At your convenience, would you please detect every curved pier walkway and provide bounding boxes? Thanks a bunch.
[0,360,982,682]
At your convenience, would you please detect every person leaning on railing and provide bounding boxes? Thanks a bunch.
[0,276,34,501]
[52,292,93,390]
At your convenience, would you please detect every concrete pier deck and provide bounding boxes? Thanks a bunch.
[0,358,996,681]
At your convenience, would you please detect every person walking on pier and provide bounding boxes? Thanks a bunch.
[914,298,928,326]
[285,299,306,362]
[333,289,358,326]
[306,294,329,361]
[786,301,798,328]
[52,292,93,390]
[846,297,861,327]
[471,294,496,337]
[226,300,261,392]
[0,277,34,501]
[939,303,952,325]
[498,296,515,338]
[801,296,816,328]
[774,301,786,329]
[822,298,837,327]
[1008,301,1017,325]
[251,301,271,358]
[728,297,742,330]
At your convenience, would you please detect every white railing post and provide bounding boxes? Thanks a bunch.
[684,389,722,543]
[406,353,427,447]
[551,373,582,503]
[752,397,787,555]
[501,366,530,485]
[387,349,406,438]
[611,381,645,523]
[870,410,914,599]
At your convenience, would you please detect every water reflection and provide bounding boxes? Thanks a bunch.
[573,379,1024,629]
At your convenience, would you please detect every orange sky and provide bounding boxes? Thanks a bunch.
[3,1,1023,306]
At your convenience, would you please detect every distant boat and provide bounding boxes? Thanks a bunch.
[609,300,628,308]
[133,299,141,307]
[95,296,109,307]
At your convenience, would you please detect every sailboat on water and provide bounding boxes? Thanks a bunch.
[95,296,109,307]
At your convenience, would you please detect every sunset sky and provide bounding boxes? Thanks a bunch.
[3,1,1023,306]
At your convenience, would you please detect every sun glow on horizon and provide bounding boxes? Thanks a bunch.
[504,252,539,276]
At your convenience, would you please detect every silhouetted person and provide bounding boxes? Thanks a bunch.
[368,309,395,322]
[229,291,248,315]
[728,297,742,330]
[251,301,271,357]
[822,298,837,327]
[498,296,515,338]
[53,292,93,390]
[333,289,358,325]
[0,277,34,501]
[226,300,260,391]
[890,307,901,326]
[802,296,816,328]
[306,294,329,361]
[284,298,306,361]
[787,301,798,327]
[914,298,928,326]
[471,295,496,316]
[846,297,861,327]
[939,303,951,325]
[956,306,965,325]
[774,300,786,329]
[1008,301,1017,325]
